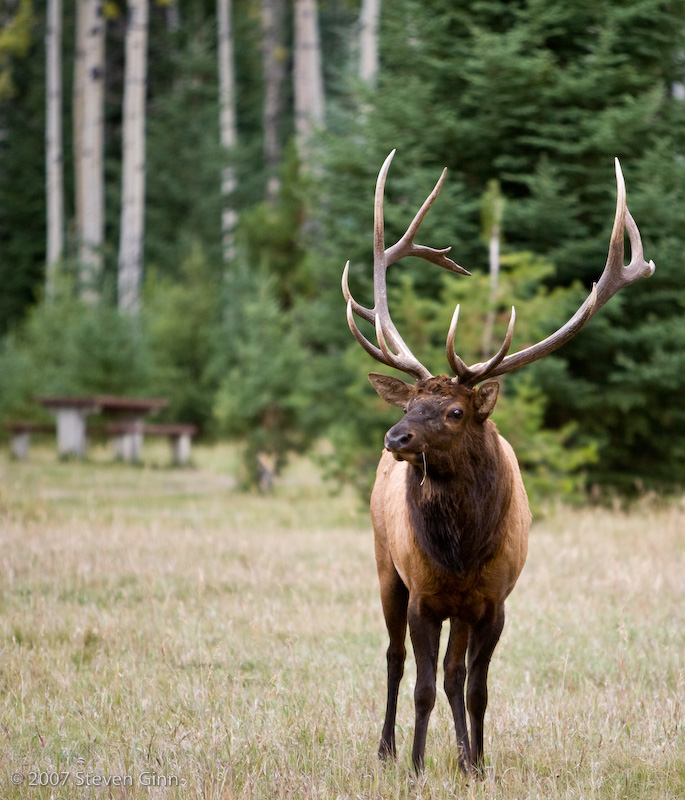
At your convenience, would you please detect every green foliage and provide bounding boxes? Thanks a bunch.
[324,0,685,494]
[145,21,225,275]
[2,0,685,500]
[0,0,32,100]
[0,0,45,335]
[144,242,223,432]
[236,145,311,307]
[494,378,598,510]
[213,263,315,487]
[0,287,153,425]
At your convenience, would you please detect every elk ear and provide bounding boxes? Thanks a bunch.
[473,381,500,421]
[368,372,414,407]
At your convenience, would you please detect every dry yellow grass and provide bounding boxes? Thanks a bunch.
[0,444,683,798]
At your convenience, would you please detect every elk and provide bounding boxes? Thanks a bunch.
[342,151,654,775]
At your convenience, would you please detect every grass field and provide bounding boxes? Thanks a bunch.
[0,444,683,799]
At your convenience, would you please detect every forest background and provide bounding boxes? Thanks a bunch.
[2,0,685,499]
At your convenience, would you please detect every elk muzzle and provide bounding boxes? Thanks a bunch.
[385,420,422,464]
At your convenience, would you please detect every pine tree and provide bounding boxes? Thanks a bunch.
[326,0,685,492]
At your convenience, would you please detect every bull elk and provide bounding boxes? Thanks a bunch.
[342,151,654,774]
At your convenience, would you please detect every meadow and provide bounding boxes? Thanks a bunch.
[0,443,683,799]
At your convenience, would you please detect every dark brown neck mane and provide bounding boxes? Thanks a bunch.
[405,421,513,577]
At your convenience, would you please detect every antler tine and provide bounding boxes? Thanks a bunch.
[344,296,430,381]
[448,305,517,386]
[343,150,470,382]
[342,261,374,325]
[384,167,471,277]
[446,305,470,381]
[375,315,430,380]
[593,158,655,309]
[452,158,654,386]
[345,298,385,363]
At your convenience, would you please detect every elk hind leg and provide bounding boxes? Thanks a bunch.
[378,566,409,760]
[467,604,505,773]
[444,617,471,773]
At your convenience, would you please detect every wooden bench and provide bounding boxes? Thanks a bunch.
[4,422,55,460]
[4,421,198,465]
[101,422,198,465]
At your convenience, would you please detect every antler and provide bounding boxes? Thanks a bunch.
[448,158,655,387]
[342,150,470,380]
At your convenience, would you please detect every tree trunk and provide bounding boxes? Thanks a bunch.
[118,0,149,315]
[358,0,380,86]
[75,0,106,301]
[261,0,286,202]
[72,0,85,244]
[217,0,237,262]
[293,0,325,163]
[45,0,64,298]
[480,180,504,360]
[165,0,180,31]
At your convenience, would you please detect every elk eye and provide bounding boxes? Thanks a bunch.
[452,407,464,419]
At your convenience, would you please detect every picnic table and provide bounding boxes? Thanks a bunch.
[6,396,198,464]
[37,395,168,461]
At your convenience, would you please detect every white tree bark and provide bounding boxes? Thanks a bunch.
[45,0,64,298]
[118,0,149,315]
[217,0,237,262]
[261,0,286,201]
[358,0,380,86]
[165,0,180,31]
[72,0,85,239]
[293,0,325,160]
[480,180,504,360]
[75,0,106,301]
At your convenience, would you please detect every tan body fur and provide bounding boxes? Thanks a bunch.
[372,436,529,621]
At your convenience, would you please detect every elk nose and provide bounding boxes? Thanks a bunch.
[385,429,414,452]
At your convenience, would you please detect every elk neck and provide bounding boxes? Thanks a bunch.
[405,419,513,578]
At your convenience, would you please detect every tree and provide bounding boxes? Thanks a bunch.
[74,0,106,300]
[45,0,64,297]
[260,0,286,201]
[144,20,224,275]
[358,0,379,86]
[293,0,325,161]
[164,0,180,31]
[325,0,685,493]
[0,0,32,100]
[118,0,149,315]
[217,0,237,262]
[0,0,44,334]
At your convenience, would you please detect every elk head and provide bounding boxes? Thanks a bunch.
[342,150,655,470]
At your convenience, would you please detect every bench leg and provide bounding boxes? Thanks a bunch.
[11,432,30,460]
[113,431,143,463]
[170,433,191,466]
[55,409,88,458]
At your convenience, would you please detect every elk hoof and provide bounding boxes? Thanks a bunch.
[378,740,395,761]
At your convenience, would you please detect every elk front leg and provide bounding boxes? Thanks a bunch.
[444,617,471,773]
[408,601,442,772]
[377,565,409,760]
[467,604,505,772]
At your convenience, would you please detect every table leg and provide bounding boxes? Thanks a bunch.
[55,409,89,458]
